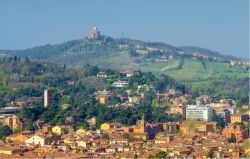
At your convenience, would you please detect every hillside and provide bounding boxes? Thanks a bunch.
[0,32,248,87]
[0,58,189,125]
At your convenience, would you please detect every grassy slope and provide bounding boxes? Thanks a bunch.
[165,60,249,89]
[129,58,248,89]
[165,59,208,81]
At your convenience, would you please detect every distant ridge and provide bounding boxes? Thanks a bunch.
[1,27,248,84]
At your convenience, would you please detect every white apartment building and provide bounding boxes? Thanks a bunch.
[186,105,213,121]
[112,81,128,88]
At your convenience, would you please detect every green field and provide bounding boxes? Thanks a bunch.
[124,58,249,90]
[164,59,248,82]
[165,59,208,81]
[136,49,147,54]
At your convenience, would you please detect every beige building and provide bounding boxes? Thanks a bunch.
[2,115,22,131]
[25,135,48,146]
[52,125,73,135]
[0,145,23,155]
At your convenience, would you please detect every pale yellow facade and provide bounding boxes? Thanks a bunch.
[100,123,110,130]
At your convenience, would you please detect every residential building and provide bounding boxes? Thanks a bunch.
[96,94,111,104]
[0,145,23,155]
[52,125,73,135]
[128,96,141,104]
[222,124,249,141]
[180,121,215,134]
[172,99,182,107]
[25,135,48,146]
[120,70,134,77]
[156,92,169,100]
[230,113,249,123]
[194,122,215,132]
[76,140,91,148]
[209,102,228,108]
[96,71,107,78]
[94,90,111,104]
[228,107,237,115]
[87,117,96,127]
[100,123,122,131]
[186,105,213,121]
[154,133,174,144]
[196,95,211,105]
[2,115,22,131]
[160,122,179,133]
[168,106,186,118]
[76,128,86,135]
[112,81,128,88]
[66,80,74,85]
[6,130,34,143]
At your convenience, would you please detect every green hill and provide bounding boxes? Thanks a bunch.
[0,36,248,86]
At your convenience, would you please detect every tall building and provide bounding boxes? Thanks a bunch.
[186,105,213,121]
[133,115,146,133]
[44,89,52,107]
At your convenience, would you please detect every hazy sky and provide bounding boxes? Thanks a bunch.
[0,0,249,58]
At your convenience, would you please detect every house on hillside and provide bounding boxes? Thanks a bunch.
[52,125,73,135]
[112,81,128,88]
[97,71,107,78]
[120,70,134,77]
[25,135,49,146]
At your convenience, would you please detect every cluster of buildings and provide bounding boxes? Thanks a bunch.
[165,94,249,126]
[1,80,250,158]
[0,115,249,158]
[229,60,250,66]
[0,64,249,158]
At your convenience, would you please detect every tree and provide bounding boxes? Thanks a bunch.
[19,105,44,122]
[212,114,225,129]
[75,121,88,129]
[155,151,166,159]
[84,65,99,77]
[23,121,36,131]
[102,133,109,139]
[207,150,214,158]
[129,50,139,57]
[227,134,237,143]
[41,104,60,123]
[122,133,130,139]
[0,124,11,140]
[173,129,180,135]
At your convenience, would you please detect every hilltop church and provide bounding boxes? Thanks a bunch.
[88,26,101,39]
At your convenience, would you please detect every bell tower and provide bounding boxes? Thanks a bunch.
[140,114,145,133]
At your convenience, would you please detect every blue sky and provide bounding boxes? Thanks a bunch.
[0,0,249,58]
